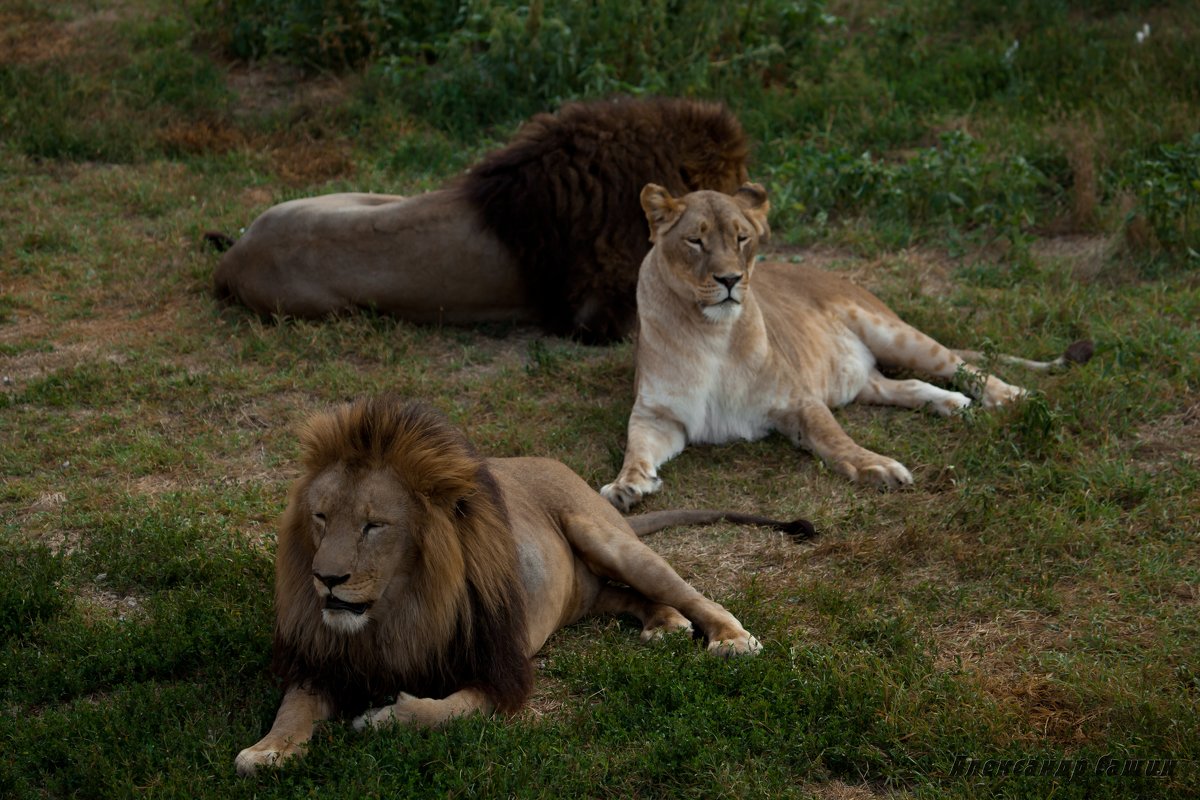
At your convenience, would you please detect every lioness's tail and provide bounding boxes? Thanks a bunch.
[626,510,817,541]
[953,338,1093,374]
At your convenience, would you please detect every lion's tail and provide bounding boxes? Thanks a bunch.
[203,231,237,253]
[953,339,1094,374]
[625,510,817,541]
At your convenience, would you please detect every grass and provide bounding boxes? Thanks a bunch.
[2,0,1198,797]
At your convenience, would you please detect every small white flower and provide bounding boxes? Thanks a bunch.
[1004,39,1020,65]
[1136,23,1150,44]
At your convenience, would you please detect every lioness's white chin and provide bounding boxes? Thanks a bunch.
[700,301,743,323]
[321,608,372,634]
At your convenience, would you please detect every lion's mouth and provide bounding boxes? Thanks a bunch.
[324,596,372,615]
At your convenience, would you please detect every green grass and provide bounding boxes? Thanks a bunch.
[2,0,1198,797]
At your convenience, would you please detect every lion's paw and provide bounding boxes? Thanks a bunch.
[936,392,972,416]
[354,693,444,731]
[639,607,693,642]
[838,455,913,490]
[353,700,403,731]
[981,379,1026,409]
[706,633,762,658]
[236,742,300,777]
[600,474,662,512]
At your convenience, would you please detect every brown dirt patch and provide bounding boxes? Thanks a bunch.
[763,244,961,300]
[1132,393,1200,472]
[0,11,75,65]
[1031,234,1117,282]
[799,781,894,800]
[0,304,185,385]
[76,583,148,624]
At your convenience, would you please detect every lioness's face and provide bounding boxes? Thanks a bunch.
[304,466,416,634]
[641,183,770,323]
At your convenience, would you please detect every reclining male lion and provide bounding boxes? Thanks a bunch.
[236,395,812,776]
[213,97,749,344]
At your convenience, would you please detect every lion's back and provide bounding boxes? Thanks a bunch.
[488,457,627,527]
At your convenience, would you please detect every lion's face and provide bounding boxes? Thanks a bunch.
[641,183,770,323]
[303,465,417,635]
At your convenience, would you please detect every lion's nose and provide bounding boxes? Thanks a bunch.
[715,273,742,289]
[313,571,350,590]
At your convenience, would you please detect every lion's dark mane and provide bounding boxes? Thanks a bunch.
[456,96,749,344]
[270,397,533,719]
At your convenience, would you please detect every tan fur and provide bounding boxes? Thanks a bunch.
[601,183,1033,510]
[212,191,532,324]
[212,97,749,343]
[237,397,759,776]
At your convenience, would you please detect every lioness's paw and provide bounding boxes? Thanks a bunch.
[982,379,1026,408]
[859,460,913,490]
[600,475,661,512]
[838,455,913,490]
[707,633,762,658]
[936,392,972,416]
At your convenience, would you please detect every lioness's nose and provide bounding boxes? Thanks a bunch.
[313,571,350,589]
[715,273,742,289]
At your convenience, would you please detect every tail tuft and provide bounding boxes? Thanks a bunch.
[774,518,818,540]
[203,231,236,253]
[1063,339,1094,365]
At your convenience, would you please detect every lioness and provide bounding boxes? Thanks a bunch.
[601,183,1090,510]
[237,396,810,776]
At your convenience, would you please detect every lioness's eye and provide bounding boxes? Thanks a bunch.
[737,234,750,245]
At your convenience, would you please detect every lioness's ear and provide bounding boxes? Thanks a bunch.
[734,182,770,240]
[641,183,685,242]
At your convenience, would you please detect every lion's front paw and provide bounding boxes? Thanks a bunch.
[639,605,694,642]
[600,474,662,512]
[235,741,303,777]
[353,693,444,731]
[706,632,762,658]
[836,454,913,490]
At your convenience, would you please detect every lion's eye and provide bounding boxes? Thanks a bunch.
[312,512,327,526]
[362,522,383,536]
[737,234,750,246]
[685,237,703,249]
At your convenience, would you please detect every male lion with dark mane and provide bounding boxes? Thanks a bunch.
[236,396,811,776]
[213,97,748,344]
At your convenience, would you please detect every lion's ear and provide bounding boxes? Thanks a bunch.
[641,183,685,242]
[734,182,770,239]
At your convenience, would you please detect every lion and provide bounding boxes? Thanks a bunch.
[600,183,1093,510]
[236,396,813,776]
[212,97,748,344]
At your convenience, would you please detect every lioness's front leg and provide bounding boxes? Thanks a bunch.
[236,685,332,777]
[352,688,493,731]
[601,409,686,511]
[563,513,760,656]
[774,402,913,489]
